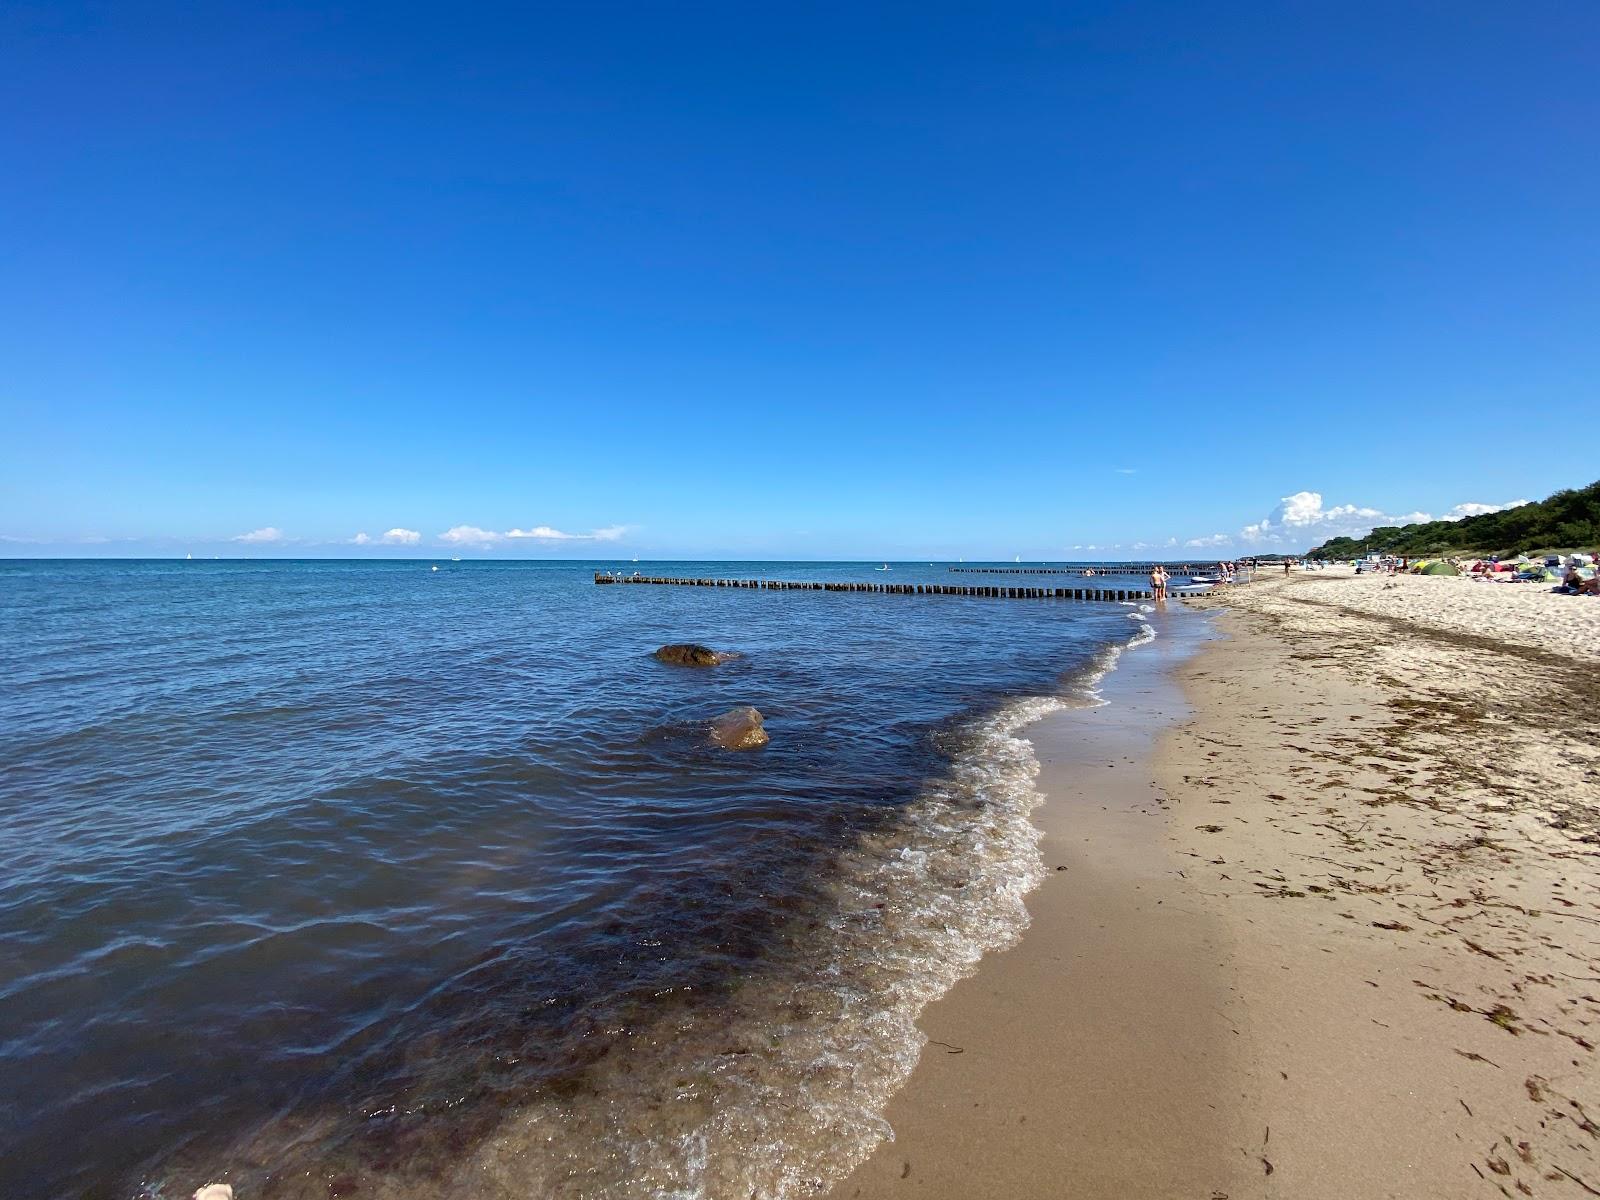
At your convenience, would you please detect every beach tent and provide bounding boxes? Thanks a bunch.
[1419,561,1460,576]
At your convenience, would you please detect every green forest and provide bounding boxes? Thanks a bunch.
[1307,479,1600,559]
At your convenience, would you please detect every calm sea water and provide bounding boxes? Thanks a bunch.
[0,559,1162,1199]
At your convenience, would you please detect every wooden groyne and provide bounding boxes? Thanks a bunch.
[949,563,1220,576]
[595,573,1159,602]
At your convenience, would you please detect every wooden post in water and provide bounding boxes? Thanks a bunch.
[591,574,1193,605]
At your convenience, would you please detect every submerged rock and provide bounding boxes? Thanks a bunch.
[709,706,769,750]
[654,643,733,667]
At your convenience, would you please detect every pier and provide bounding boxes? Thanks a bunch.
[595,573,1163,602]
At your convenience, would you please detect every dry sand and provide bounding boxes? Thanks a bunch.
[1272,567,1599,659]
[833,573,1600,1199]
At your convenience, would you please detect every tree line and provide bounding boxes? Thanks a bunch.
[1306,479,1600,559]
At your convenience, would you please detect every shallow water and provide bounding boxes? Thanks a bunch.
[0,560,1156,1199]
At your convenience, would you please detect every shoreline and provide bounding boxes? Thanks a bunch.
[833,600,1254,1198]
[833,572,1600,1198]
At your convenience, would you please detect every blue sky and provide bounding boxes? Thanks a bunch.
[3,1,1596,559]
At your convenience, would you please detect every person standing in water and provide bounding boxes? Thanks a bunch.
[1149,564,1168,600]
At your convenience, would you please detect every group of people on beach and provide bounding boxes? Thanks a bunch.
[1341,551,1600,594]
[1449,552,1597,592]
[1147,560,1250,599]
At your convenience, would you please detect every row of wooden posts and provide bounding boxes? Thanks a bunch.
[949,564,1217,576]
[594,573,1178,602]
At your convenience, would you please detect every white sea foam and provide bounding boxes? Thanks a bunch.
[1068,618,1158,706]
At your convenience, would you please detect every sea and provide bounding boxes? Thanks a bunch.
[0,558,1178,1200]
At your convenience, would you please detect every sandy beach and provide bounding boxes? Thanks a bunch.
[834,571,1600,1199]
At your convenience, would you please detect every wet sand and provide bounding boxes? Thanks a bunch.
[835,574,1600,1199]
[834,606,1256,1199]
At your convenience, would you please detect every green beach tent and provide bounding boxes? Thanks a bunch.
[1419,561,1460,576]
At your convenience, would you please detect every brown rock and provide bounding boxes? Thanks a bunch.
[709,706,769,750]
[654,643,730,667]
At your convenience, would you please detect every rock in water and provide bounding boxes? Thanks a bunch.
[710,706,769,749]
[654,643,726,667]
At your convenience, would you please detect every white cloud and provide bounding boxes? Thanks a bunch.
[352,528,422,545]
[1223,492,1397,547]
[439,525,503,547]
[1115,468,1137,475]
[1184,491,1537,552]
[437,523,628,547]
[1241,489,1395,544]
[234,526,285,543]
[505,526,573,540]
[1443,500,1529,521]
[504,524,627,542]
